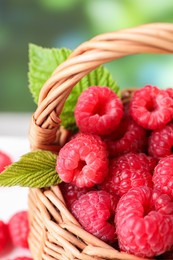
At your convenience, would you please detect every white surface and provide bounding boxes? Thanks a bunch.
[0,113,32,137]
[0,136,32,259]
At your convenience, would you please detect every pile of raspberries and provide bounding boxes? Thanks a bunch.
[0,210,32,260]
[0,152,32,259]
[56,85,173,259]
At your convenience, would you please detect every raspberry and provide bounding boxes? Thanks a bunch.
[101,153,153,197]
[115,186,173,258]
[148,123,173,159]
[56,133,109,188]
[10,258,33,260]
[59,182,92,208]
[74,86,123,136]
[130,85,173,130]
[8,210,29,248]
[0,150,12,173]
[0,220,9,253]
[153,155,173,199]
[105,117,148,157]
[71,190,117,243]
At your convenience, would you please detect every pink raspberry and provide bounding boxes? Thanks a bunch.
[0,150,12,173]
[101,153,153,197]
[130,85,173,130]
[71,190,117,243]
[10,258,33,260]
[115,186,173,258]
[56,133,109,188]
[105,117,148,157]
[153,155,173,199]
[148,123,173,159]
[8,210,29,248]
[59,182,92,209]
[74,86,123,136]
[0,220,9,253]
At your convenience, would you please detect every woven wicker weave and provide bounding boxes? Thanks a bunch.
[28,23,173,260]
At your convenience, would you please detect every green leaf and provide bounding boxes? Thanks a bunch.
[0,150,61,188]
[29,44,120,131]
[29,43,72,103]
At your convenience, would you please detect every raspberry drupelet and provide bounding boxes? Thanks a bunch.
[130,85,173,130]
[56,133,109,188]
[74,86,123,136]
[115,186,173,258]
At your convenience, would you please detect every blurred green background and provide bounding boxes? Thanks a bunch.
[0,0,173,112]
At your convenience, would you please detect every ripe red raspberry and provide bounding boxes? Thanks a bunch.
[101,153,153,197]
[8,210,29,248]
[105,117,148,157]
[115,186,173,258]
[74,86,123,136]
[71,190,117,243]
[0,220,9,253]
[148,123,173,159]
[130,85,173,130]
[153,155,173,199]
[59,182,92,209]
[56,133,109,188]
[0,150,12,173]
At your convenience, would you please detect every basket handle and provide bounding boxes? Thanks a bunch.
[29,22,173,152]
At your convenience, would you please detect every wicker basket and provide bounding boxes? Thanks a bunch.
[28,23,173,260]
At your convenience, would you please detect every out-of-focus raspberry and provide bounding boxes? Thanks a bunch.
[9,258,33,260]
[8,211,29,248]
[0,220,9,253]
[0,150,12,173]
